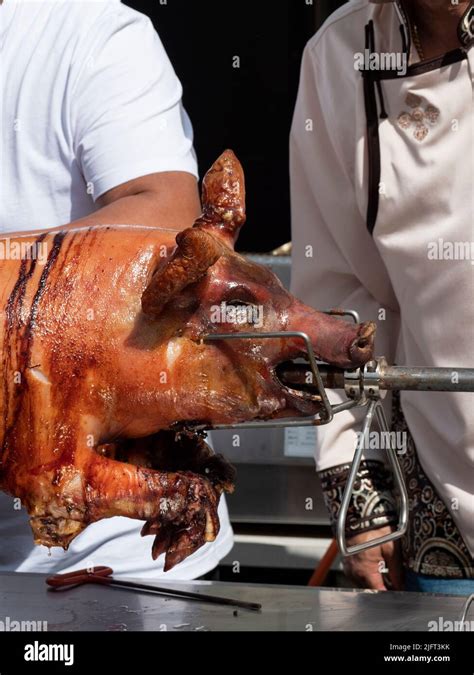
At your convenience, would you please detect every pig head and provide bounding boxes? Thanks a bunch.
[0,150,375,569]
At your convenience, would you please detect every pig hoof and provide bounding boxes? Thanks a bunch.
[141,473,220,570]
[163,506,219,571]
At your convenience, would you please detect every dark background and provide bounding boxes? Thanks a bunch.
[126,0,345,251]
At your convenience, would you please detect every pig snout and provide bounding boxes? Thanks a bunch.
[286,300,376,369]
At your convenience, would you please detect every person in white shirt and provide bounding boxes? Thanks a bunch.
[291,0,473,595]
[0,0,233,579]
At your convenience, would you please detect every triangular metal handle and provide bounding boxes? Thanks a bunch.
[336,399,409,556]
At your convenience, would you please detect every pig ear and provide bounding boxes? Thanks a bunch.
[142,227,223,318]
[141,150,244,318]
[194,149,246,248]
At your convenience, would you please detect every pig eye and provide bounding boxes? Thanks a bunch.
[223,287,257,306]
[226,299,254,308]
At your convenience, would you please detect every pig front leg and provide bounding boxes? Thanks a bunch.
[24,452,224,572]
[84,455,223,571]
[18,418,233,570]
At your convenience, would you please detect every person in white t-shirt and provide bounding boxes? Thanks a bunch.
[0,0,233,579]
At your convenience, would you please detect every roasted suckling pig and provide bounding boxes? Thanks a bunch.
[0,151,375,569]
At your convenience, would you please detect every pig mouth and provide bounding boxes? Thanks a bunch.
[270,361,324,415]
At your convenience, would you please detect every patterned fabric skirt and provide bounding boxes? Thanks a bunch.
[392,393,473,579]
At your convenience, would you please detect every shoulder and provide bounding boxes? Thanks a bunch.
[305,1,400,67]
[56,1,158,65]
[61,1,154,35]
[306,0,373,65]
[65,2,171,97]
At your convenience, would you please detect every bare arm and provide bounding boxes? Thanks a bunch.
[80,171,201,231]
[5,171,201,239]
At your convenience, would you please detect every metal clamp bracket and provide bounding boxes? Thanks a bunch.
[196,309,363,431]
[198,331,336,431]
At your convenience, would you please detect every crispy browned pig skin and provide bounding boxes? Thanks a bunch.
[0,150,375,570]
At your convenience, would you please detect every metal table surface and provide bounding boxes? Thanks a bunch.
[0,573,466,632]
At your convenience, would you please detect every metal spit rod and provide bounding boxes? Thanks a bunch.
[277,362,474,393]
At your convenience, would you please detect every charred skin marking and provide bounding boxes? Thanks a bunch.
[1,234,48,478]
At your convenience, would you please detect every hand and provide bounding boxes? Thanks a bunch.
[342,526,404,591]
